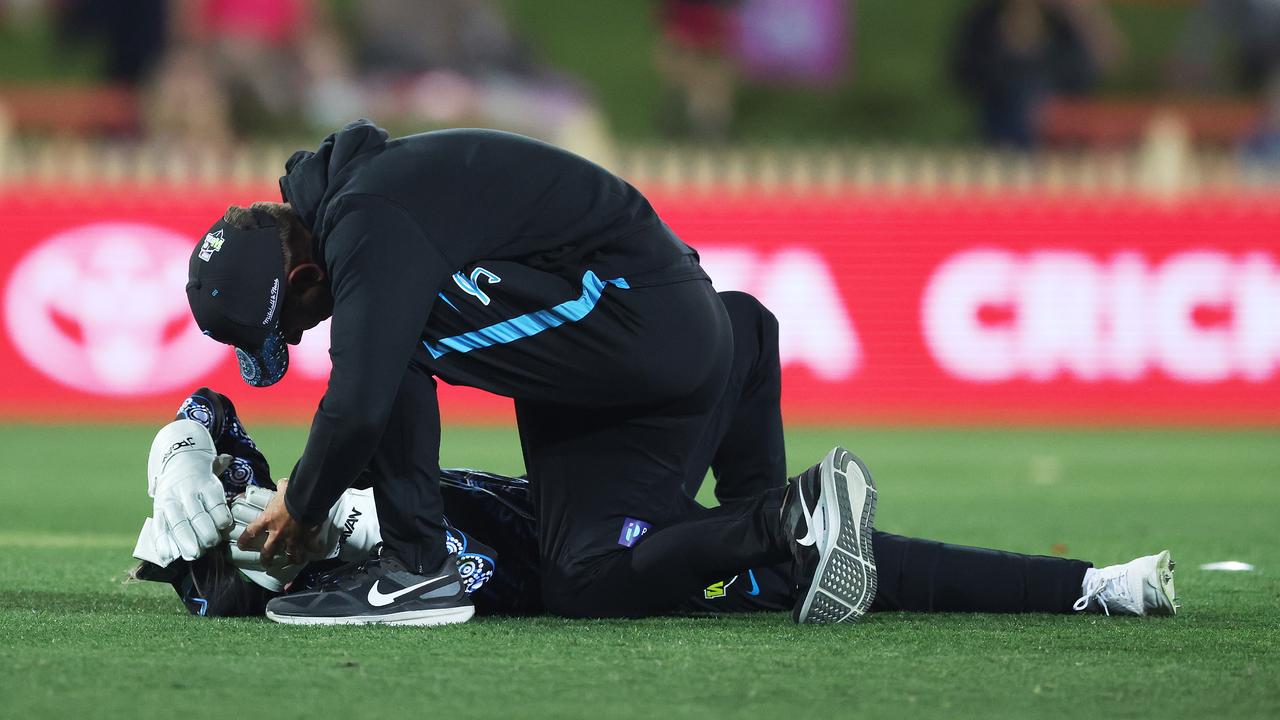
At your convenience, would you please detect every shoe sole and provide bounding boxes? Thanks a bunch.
[265,604,476,626]
[1152,550,1178,615]
[794,447,878,624]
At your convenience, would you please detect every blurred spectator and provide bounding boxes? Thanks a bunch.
[357,0,533,77]
[346,0,606,157]
[951,0,1124,149]
[55,0,169,85]
[654,0,742,142]
[1242,75,1280,167]
[1171,0,1280,94]
[0,1,158,137]
[145,0,355,145]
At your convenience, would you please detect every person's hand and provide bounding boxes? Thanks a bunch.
[235,478,318,565]
[228,485,307,591]
[227,485,382,592]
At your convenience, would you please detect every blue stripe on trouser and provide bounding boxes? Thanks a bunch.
[423,271,630,360]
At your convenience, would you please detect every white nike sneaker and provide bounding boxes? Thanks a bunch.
[1073,550,1178,616]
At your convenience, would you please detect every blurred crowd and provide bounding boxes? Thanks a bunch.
[0,0,1278,161]
[23,0,602,151]
[951,0,1127,149]
[950,0,1280,163]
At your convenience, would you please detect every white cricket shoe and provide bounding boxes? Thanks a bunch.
[1073,550,1178,616]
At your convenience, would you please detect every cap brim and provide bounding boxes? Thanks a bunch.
[235,325,290,387]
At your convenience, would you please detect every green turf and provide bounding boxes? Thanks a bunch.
[1,424,1278,719]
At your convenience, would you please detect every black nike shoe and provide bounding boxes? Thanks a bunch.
[264,553,474,626]
[781,446,878,624]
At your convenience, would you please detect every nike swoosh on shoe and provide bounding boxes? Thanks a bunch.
[367,576,447,607]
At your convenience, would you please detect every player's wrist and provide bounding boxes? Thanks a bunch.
[282,483,326,527]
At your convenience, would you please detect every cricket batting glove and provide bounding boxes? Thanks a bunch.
[228,486,382,591]
[132,419,235,566]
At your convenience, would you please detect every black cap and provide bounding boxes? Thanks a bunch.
[186,210,290,387]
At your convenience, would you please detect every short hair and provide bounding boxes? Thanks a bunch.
[221,202,308,267]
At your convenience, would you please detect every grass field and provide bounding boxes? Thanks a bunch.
[1,424,1278,719]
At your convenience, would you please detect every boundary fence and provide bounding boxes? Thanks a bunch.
[2,139,1279,197]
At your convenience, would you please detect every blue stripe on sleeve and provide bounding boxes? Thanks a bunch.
[423,271,629,360]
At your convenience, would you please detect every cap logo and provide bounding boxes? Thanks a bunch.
[262,278,280,325]
[198,230,226,262]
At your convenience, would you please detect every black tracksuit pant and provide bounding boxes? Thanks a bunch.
[369,263,1089,617]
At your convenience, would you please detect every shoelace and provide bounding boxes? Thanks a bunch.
[308,544,388,589]
[308,557,374,589]
[1072,569,1132,616]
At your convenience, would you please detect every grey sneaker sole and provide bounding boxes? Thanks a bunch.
[266,604,475,626]
[794,447,878,624]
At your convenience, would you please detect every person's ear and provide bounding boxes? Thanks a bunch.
[287,262,326,290]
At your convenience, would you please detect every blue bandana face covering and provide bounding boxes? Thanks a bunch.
[235,324,290,387]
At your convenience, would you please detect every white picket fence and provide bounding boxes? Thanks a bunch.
[1,138,1279,195]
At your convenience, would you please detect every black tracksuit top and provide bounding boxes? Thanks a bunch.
[278,120,705,523]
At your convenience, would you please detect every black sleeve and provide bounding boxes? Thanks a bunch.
[284,195,450,525]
